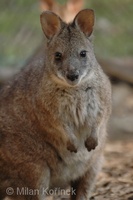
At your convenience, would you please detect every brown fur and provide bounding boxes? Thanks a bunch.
[0,9,111,200]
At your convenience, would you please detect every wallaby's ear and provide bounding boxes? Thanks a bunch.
[40,11,62,39]
[73,9,94,37]
[40,0,55,11]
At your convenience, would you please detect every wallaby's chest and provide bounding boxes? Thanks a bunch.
[58,88,101,130]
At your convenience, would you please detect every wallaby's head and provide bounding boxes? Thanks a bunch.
[40,9,95,87]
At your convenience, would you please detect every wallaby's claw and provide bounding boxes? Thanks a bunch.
[67,140,77,153]
[85,137,98,152]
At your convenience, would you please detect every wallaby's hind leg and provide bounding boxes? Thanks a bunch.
[70,155,103,200]
[1,163,50,200]
[3,197,37,200]
[1,185,40,200]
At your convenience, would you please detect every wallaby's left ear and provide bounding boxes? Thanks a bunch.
[73,9,94,37]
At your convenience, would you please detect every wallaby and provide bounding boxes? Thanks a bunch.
[0,9,111,200]
[40,0,85,22]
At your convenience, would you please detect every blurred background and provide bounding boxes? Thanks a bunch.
[0,0,133,140]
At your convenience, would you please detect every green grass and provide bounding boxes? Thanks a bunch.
[88,0,133,57]
[0,0,133,68]
[0,0,41,68]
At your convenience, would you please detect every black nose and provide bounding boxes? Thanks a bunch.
[66,74,79,82]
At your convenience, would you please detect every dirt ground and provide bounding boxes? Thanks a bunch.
[91,140,133,200]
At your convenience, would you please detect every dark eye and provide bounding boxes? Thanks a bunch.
[55,52,62,61]
[80,50,87,58]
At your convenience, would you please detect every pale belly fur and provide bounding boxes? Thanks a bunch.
[50,137,94,188]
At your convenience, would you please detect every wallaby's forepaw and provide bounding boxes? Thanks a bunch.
[67,140,77,153]
[85,136,98,152]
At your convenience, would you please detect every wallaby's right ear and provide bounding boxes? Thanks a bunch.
[40,11,62,39]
